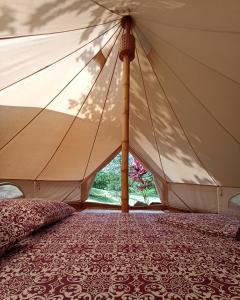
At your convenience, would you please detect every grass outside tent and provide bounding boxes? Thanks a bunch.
[87,187,161,206]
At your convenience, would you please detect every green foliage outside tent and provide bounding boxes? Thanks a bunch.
[88,153,160,206]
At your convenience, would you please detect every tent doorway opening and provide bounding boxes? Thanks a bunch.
[87,152,161,207]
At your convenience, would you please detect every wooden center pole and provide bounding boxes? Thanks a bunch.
[119,16,134,213]
[121,53,130,212]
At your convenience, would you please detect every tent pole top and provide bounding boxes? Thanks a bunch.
[119,16,135,62]
[121,15,134,30]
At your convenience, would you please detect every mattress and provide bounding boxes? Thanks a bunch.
[0,212,239,299]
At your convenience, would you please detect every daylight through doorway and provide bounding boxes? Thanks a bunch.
[87,152,161,206]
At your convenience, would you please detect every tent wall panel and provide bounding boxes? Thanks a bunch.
[37,40,120,180]
[0,22,119,91]
[139,21,240,83]
[146,46,240,186]
[0,179,81,202]
[84,58,122,178]
[133,42,216,185]
[146,46,240,143]
[0,1,118,37]
[1,1,240,215]
[129,57,166,180]
[168,184,240,216]
[80,173,96,203]
[218,187,240,216]
[99,1,240,32]
[169,184,218,213]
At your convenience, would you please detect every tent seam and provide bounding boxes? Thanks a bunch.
[0,19,121,40]
[136,19,240,34]
[91,0,122,16]
[35,29,122,180]
[83,146,121,183]
[82,38,120,180]
[138,24,240,86]
[2,177,240,189]
[0,26,121,153]
[135,30,218,186]
[0,22,120,93]
[135,47,167,182]
[129,146,167,185]
[169,187,193,212]
[61,185,80,202]
[141,34,240,145]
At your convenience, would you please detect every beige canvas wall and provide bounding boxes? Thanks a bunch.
[0,1,240,214]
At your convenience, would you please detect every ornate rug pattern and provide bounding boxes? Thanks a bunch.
[0,212,240,299]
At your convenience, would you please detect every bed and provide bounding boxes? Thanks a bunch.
[0,199,240,300]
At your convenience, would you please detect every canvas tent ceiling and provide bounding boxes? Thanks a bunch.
[0,0,240,213]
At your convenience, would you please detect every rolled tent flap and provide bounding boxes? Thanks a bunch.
[0,0,240,215]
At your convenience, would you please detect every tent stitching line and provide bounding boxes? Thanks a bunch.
[0,26,121,153]
[129,145,167,185]
[35,29,122,180]
[139,33,240,145]
[91,0,122,16]
[2,177,240,189]
[0,18,121,40]
[82,36,121,180]
[169,187,193,212]
[0,22,120,93]
[137,20,240,34]
[217,186,221,214]
[61,185,80,202]
[139,24,240,86]
[83,146,121,182]
[135,31,218,186]
[135,47,167,182]
[137,38,218,187]
[157,54,240,145]
[135,30,218,186]
[170,182,218,188]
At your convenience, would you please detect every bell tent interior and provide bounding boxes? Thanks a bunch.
[0,1,240,299]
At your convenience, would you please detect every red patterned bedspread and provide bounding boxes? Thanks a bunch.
[0,212,239,300]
